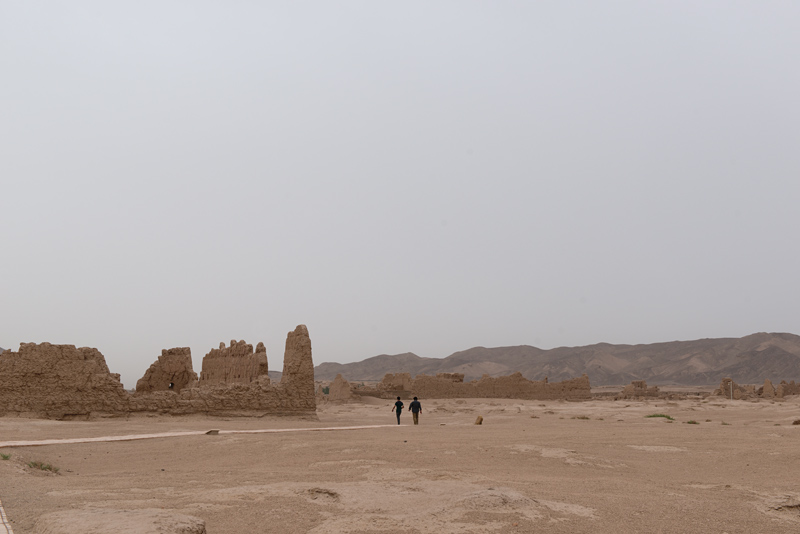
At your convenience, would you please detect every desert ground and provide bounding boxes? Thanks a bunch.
[1,395,799,533]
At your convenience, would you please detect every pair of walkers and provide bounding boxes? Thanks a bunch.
[392,396,422,425]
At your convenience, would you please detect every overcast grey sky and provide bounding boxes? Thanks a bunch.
[2,2,799,387]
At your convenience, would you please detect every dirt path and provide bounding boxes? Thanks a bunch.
[0,424,398,448]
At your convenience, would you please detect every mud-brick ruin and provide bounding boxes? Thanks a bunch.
[0,325,315,419]
[616,380,660,400]
[330,371,592,401]
[712,377,800,400]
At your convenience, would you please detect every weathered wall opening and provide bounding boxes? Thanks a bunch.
[136,348,198,394]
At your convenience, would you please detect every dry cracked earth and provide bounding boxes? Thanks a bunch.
[1,396,799,533]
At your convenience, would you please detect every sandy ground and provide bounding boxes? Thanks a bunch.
[1,396,799,533]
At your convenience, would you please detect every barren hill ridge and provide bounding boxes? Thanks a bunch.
[315,332,800,386]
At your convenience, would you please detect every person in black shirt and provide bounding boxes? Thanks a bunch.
[409,397,422,425]
[392,396,404,425]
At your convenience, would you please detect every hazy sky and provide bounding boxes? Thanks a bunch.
[2,2,799,388]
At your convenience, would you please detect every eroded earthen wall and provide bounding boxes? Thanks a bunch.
[280,325,315,402]
[136,347,198,394]
[711,377,800,400]
[367,371,591,401]
[618,380,660,399]
[0,325,316,418]
[199,340,268,385]
[0,343,130,418]
[327,374,353,401]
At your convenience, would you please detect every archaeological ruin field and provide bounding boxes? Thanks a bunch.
[1,328,799,533]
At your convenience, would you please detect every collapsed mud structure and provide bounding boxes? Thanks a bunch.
[331,372,591,401]
[0,325,315,419]
[712,377,800,400]
[616,380,660,400]
[136,347,198,394]
[318,373,354,402]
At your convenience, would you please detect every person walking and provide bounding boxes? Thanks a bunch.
[392,396,404,425]
[409,397,422,425]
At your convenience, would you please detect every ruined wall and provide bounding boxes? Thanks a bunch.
[0,343,129,418]
[327,374,353,401]
[280,325,315,402]
[712,377,799,400]
[363,371,591,401]
[136,348,198,394]
[617,380,660,400]
[199,340,268,385]
[713,378,752,399]
[0,325,316,418]
[777,380,800,397]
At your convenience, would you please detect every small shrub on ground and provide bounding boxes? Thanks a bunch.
[721,421,731,425]
[321,386,329,395]
[793,420,800,425]
[572,415,590,420]
[645,414,675,421]
[686,420,699,424]
[0,453,10,460]
[27,461,59,473]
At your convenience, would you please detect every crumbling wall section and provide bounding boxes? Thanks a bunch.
[377,373,413,393]
[128,375,312,415]
[327,374,353,401]
[136,348,198,394]
[777,380,799,397]
[199,340,268,385]
[712,377,800,399]
[280,325,315,403]
[618,380,660,399]
[368,371,591,400]
[0,343,129,418]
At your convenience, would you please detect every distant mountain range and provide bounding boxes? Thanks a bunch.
[314,333,800,386]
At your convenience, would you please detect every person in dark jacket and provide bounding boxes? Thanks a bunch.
[392,396,404,424]
[409,397,422,425]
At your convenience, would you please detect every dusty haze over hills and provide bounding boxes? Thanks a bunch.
[2,3,799,389]
[315,332,800,386]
